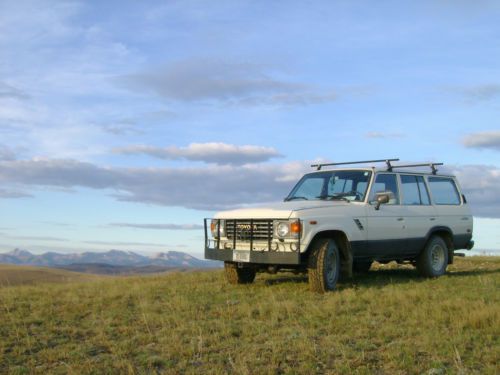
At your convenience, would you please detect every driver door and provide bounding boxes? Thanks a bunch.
[364,173,407,259]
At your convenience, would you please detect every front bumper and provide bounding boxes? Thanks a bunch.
[205,247,301,265]
[204,218,302,265]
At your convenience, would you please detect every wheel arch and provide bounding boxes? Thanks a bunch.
[425,226,454,264]
[304,230,353,278]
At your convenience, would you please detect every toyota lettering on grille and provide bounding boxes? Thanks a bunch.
[236,224,259,231]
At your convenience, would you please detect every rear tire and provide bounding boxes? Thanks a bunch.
[224,262,256,284]
[416,235,449,277]
[307,238,340,293]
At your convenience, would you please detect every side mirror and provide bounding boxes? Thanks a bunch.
[375,193,390,210]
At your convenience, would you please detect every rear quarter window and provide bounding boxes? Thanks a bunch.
[428,177,461,205]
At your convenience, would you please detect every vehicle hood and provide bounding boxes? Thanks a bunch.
[215,200,349,220]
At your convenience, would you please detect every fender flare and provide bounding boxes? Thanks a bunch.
[424,226,455,264]
[305,229,354,278]
[425,226,453,243]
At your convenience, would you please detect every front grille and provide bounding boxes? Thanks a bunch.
[225,220,273,241]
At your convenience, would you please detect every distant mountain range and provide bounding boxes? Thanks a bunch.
[0,249,218,272]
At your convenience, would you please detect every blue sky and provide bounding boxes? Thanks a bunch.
[1,0,499,257]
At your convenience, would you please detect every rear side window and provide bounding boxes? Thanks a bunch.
[400,175,431,205]
[428,177,461,205]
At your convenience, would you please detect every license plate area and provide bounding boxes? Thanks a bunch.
[233,251,250,262]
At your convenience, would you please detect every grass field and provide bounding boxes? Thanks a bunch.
[0,257,498,374]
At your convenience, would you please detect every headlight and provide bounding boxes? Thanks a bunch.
[277,222,289,237]
[210,219,225,238]
[275,220,301,238]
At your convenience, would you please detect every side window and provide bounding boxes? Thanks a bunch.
[400,175,431,205]
[428,177,461,205]
[416,176,430,205]
[369,174,400,204]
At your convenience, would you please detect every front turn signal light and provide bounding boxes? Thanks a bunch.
[210,219,225,238]
[290,221,301,234]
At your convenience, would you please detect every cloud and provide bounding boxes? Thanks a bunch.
[42,221,74,227]
[0,159,117,189]
[460,84,500,102]
[113,142,283,165]
[0,145,17,161]
[100,122,143,136]
[0,82,30,100]
[0,157,306,210]
[110,223,203,230]
[442,164,500,218]
[0,188,32,199]
[1,157,498,217]
[365,132,404,139]
[462,131,500,151]
[99,111,177,136]
[111,163,305,210]
[4,234,68,242]
[118,59,337,106]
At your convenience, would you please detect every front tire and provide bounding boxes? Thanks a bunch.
[416,235,449,277]
[307,238,341,293]
[224,262,256,284]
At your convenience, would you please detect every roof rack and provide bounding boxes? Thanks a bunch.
[390,162,444,175]
[311,158,399,171]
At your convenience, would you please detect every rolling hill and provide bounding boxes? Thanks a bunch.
[56,263,198,275]
[0,264,102,287]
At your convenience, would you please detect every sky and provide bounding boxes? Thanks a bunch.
[1,0,500,258]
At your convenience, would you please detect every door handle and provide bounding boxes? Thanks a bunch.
[430,217,436,221]
[397,217,404,221]
[461,217,469,221]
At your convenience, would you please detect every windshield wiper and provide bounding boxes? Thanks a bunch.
[285,196,309,201]
[317,194,350,202]
[316,194,337,200]
[330,196,350,202]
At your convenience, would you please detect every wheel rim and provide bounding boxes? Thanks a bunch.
[430,244,445,272]
[325,246,337,287]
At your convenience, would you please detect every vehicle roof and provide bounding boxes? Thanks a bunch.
[305,167,456,178]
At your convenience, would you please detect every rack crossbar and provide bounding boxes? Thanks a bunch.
[390,162,444,174]
[311,158,399,171]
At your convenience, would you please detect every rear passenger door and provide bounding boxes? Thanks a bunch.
[398,174,437,256]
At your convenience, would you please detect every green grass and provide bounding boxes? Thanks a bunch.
[0,257,498,374]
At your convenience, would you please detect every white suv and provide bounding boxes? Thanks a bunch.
[204,159,474,292]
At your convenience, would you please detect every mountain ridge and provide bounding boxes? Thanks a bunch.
[0,248,217,269]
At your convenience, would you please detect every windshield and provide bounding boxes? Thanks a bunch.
[285,170,372,202]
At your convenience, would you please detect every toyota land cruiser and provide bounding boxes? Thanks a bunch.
[204,159,474,292]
